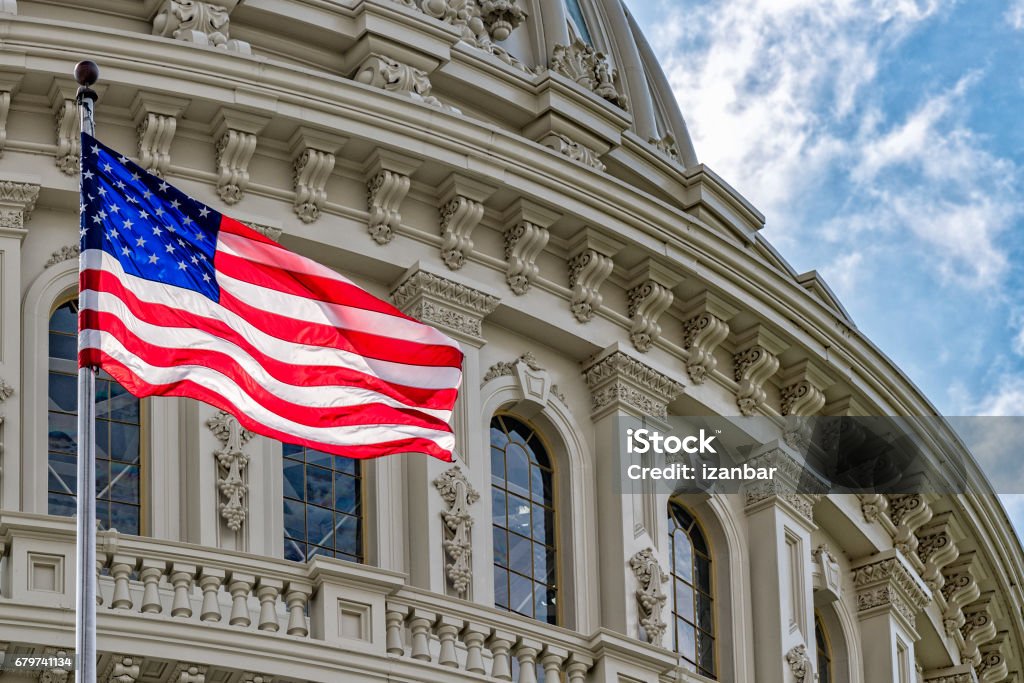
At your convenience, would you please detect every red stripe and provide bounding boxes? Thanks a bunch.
[78,272,458,410]
[81,267,462,371]
[218,215,278,245]
[82,309,454,431]
[79,348,453,461]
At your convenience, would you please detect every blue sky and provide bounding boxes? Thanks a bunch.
[625,0,1024,536]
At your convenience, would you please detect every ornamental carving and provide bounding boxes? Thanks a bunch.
[102,655,141,683]
[742,449,824,522]
[780,379,826,418]
[366,169,411,244]
[812,544,842,602]
[539,133,605,172]
[733,344,779,416]
[215,129,257,204]
[785,644,811,683]
[860,492,889,524]
[37,649,72,683]
[354,54,459,112]
[941,558,980,639]
[960,600,997,667]
[889,494,933,556]
[207,410,254,532]
[390,270,500,343]
[629,548,668,646]
[916,520,959,592]
[0,180,40,230]
[853,555,930,625]
[137,112,178,177]
[434,466,480,597]
[44,244,79,268]
[293,147,335,224]
[152,0,251,53]
[483,352,541,383]
[54,98,79,175]
[439,195,485,269]
[419,0,530,71]
[681,312,730,384]
[649,134,681,164]
[627,279,673,352]
[976,637,1008,683]
[169,663,207,683]
[550,38,628,110]
[241,222,282,242]
[503,220,549,295]
[567,248,614,322]
[582,350,683,419]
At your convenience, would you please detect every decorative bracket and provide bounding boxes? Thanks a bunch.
[538,132,605,172]
[213,109,269,205]
[629,548,668,646]
[0,72,19,158]
[812,543,842,604]
[437,173,495,269]
[48,78,82,175]
[888,494,933,557]
[102,655,142,683]
[566,228,623,322]
[502,199,557,295]
[785,644,812,683]
[625,260,679,352]
[364,149,420,244]
[680,292,736,384]
[169,663,208,683]
[131,92,189,177]
[732,325,786,416]
[289,127,343,224]
[960,594,998,667]
[433,466,480,597]
[353,53,459,113]
[391,267,500,347]
[916,513,960,593]
[207,410,254,532]
[779,359,831,449]
[582,345,683,420]
[940,554,980,642]
[152,0,251,53]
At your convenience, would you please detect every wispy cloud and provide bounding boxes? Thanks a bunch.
[1007,0,1024,29]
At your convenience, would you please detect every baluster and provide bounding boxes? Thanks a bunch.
[228,572,255,626]
[256,578,283,632]
[199,567,225,622]
[514,639,541,683]
[95,554,107,606]
[169,563,197,618]
[109,555,136,610]
[565,654,593,683]
[385,604,409,655]
[488,630,515,681]
[541,646,568,683]
[139,558,164,613]
[408,609,435,662]
[284,581,313,637]
[462,623,490,674]
[436,615,463,667]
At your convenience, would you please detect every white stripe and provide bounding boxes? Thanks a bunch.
[82,329,456,451]
[217,270,461,351]
[81,291,453,422]
[81,250,461,390]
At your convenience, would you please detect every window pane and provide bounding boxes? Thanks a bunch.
[48,373,77,412]
[494,566,509,608]
[48,453,77,494]
[335,513,360,557]
[505,443,531,497]
[507,494,531,535]
[283,459,303,499]
[509,571,533,617]
[531,466,553,505]
[305,465,332,508]
[109,423,140,463]
[695,556,712,594]
[531,502,554,546]
[494,528,508,566]
[283,498,305,539]
[109,463,140,503]
[508,532,532,577]
[306,504,334,549]
[676,620,696,663]
[48,413,77,454]
[675,580,694,622]
[492,487,507,528]
[670,503,714,678]
[673,529,693,581]
[334,471,358,514]
[698,633,716,676]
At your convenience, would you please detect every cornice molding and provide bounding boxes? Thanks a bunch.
[581,346,683,420]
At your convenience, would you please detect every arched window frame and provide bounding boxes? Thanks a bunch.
[490,412,559,625]
[669,500,717,679]
[816,612,834,683]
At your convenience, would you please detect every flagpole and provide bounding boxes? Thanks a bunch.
[74,59,99,683]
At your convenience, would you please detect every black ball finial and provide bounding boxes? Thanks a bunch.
[74,60,99,87]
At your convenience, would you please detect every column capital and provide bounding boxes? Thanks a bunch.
[0,179,39,238]
[740,442,828,525]
[851,549,931,634]
[390,266,499,347]
[581,344,683,420]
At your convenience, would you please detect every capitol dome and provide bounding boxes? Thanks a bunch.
[0,1,1021,682]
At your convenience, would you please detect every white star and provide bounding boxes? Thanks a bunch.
[102,163,113,173]
[83,170,94,180]
[154,207,165,217]
[177,261,187,271]
[191,255,199,265]
[201,272,212,283]
[131,173,140,182]
[177,238,186,247]
[118,155,128,164]
[109,228,119,239]
[87,193,95,201]
[109,205,120,214]
[166,224,176,233]
[121,246,131,256]
[165,243,175,254]
[199,253,207,261]
[97,187,107,196]
[136,236,147,247]
[143,190,153,200]
[126,195,138,205]
[194,232,205,242]
[170,199,181,210]
[92,215,103,225]
[79,203,87,213]
[91,145,100,155]
[123,219,133,230]
[182,216,192,226]
[79,227,88,238]
[198,206,210,218]
[152,225,163,236]
[97,210,107,220]
[115,180,126,190]
[158,181,169,192]
[139,210,149,220]
[148,253,159,264]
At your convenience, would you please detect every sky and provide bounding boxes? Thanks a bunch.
[624,0,1024,537]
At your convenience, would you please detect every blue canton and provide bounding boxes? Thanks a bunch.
[80,133,222,302]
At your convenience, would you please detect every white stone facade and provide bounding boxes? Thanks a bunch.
[0,1,1021,682]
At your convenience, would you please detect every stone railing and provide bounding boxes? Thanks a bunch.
[0,513,679,682]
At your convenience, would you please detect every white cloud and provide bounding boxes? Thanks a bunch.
[973,373,1024,416]
[1007,0,1024,29]
[823,251,864,298]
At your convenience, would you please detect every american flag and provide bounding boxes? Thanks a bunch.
[78,133,463,461]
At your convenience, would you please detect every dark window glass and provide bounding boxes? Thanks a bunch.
[669,502,715,679]
[282,443,362,563]
[816,615,832,683]
[491,415,557,624]
[48,300,142,534]
[564,0,594,44]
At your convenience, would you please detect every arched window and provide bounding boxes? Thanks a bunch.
[669,502,715,679]
[564,0,594,45]
[48,299,143,534]
[490,414,557,624]
[282,443,362,563]
[816,614,833,683]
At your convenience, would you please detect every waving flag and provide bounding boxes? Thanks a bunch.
[78,133,462,461]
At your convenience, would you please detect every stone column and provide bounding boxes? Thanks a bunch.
[851,549,931,683]
[581,343,683,638]
[741,441,827,683]
[390,265,499,591]
[0,179,39,510]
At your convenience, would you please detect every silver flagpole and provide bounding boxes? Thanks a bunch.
[74,59,99,683]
